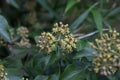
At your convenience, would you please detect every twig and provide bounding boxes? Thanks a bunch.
[75,29,109,39]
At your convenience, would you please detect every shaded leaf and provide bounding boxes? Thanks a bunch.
[76,40,89,51]
[34,75,48,80]
[60,64,81,80]
[74,47,96,61]
[48,74,59,80]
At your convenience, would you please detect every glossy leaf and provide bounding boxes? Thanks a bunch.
[34,75,48,80]
[74,47,96,61]
[60,64,82,80]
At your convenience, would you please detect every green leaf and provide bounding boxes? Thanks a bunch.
[34,75,48,80]
[91,8,103,35]
[0,15,11,43]
[60,64,82,80]
[74,47,96,61]
[76,40,89,51]
[7,76,21,80]
[6,0,19,9]
[64,0,77,14]
[70,2,98,31]
[48,74,59,80]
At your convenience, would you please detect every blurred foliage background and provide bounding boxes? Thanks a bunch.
[1,0,120,35]
[0,0,120,80]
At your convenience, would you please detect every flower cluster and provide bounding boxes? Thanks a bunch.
[37,22,77,54]
[90,29,120,76]
[0,65,8,80]
[36,32,56,54]
[17,27,31,48]
[17,27,29,38]
[60,34,77,53]
[52,22,70,35]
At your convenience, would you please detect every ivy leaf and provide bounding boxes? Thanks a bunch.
[34,75,48,80]
[7,76,21,80]
[76,40,89,51]
[48,74,59,80]
[0,15,11,43]
[60,64,82,80]
[74,47,96,61]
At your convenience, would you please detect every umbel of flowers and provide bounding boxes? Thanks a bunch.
[0,64,8,80]
[36,22,77,54]
[17,27,31,48]
[90,29,120,76]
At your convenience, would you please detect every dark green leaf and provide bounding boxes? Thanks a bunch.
[34,75,48,80]
[60,64,82,80]
[48,74,59,80]
[74,47,96,61]
[76,40,89,51]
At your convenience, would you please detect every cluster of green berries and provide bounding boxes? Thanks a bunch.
[37,32,56,54]
[0,65,8,80]
[37,22,77,54]
[17,27,31,48]
[52,22,70,35]
[60,34,77,53]
[90,29,120,76]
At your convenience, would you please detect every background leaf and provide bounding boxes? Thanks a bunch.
[70,2,98,31]
[64,0,78,14]
[91,8,103,35]
[0,15,11,43]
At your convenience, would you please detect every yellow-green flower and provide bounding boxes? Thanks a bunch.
[0,64,8,80]
[60,34,77,53]
[52,22,70,35]
[36,32,56,54]
[90,29,120,76]
[17,27,29,38]
[17,27,31,47]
